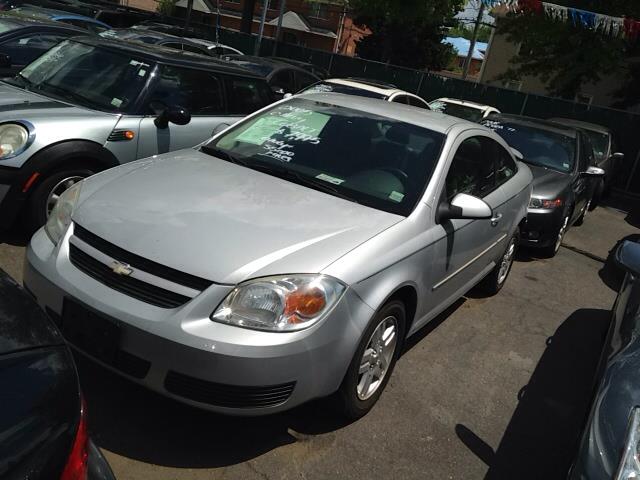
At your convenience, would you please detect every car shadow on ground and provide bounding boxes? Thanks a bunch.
[598,233,640,292]
[0,225,30,247]
[77,297,468,469]
[455,308,611,479]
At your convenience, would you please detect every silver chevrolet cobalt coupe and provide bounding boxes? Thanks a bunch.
[25,94,532,418]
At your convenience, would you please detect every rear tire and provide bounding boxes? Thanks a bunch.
[479,229,518,296]
[336,301,406,420]
[25,167,94,233]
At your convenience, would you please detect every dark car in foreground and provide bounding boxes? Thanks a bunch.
[569,240,640,479]
[483,114,604,257]
[550,117,624,206]
[0,13,83,76]
[0,268,115,480]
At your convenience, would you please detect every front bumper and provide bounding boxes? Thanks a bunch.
[25,226,375,415]
[0,165,25,230]
[520,207,566,249]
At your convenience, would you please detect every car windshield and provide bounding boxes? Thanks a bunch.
[583,129,609,162]
[204,98,445,216]
[8,40,151,113]
[430,100,484,122]
[299,81,388,99]
[483,119,576,173]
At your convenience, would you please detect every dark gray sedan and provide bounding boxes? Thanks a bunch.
[483,114,604,257]
[570,240,640,479]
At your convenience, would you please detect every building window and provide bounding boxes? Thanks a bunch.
[309,1,328,19]
[504,80,523,91]
[269,0,280,10]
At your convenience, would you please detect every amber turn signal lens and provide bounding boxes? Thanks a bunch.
[124,130,135,140]
[285,286,326,323]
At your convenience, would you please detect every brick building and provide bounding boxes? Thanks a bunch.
[173,0,371,55]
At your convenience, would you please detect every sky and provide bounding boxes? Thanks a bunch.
[456,0,496,26]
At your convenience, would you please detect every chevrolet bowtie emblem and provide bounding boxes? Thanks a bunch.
[111,261,134,276]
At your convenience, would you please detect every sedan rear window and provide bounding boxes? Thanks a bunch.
[430,101,484,122]
[206,98,445,216]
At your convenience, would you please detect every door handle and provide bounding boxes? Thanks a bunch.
[491,213,503,226]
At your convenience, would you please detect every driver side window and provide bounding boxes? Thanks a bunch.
[271,69,295,94]
[445,137,495,201]
[146,66,224,116]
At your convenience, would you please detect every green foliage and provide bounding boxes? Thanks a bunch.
[350,0,465,70]
[157,0,176,15]
[497,1,640,103]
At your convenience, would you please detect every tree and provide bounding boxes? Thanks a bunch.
[350,0,465,70]
[449,23,493,42]
[496,1,640,102]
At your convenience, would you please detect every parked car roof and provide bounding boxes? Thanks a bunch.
[70,34,263,77]
[269,56,328,77]
[0,9,80,27]
[187,37,244,55]
[299,92,477,134]
[433,97,498,111]
[486,113,579,139]
[101,27,207,51]
[549,117,612,135]
[223,54,316,78]
[8,6,109,28]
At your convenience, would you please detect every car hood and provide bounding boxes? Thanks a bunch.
[528,164,569,198]
[73,150,403,285]
[0,81,88,118]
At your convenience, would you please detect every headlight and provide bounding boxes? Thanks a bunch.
[0,123,29,159]
[212,275,346,332]
[529,197,563,209]
[44,181,83,244]
[616,408,640,480]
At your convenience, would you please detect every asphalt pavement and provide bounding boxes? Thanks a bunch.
[0,200,636,480]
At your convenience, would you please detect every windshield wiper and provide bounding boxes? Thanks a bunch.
[4,73,33,90]
[36,82,104,110]
[200,145,249,167]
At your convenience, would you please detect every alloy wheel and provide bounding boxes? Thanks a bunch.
[46,176,84,218]
[497,238,516,285]
[554,215,570,253]
[357,316,398,401]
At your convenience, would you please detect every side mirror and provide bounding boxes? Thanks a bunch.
[436,193,493,223]
[616,240,640,277]
[212,122,230,136]
[583,166,605,176]
[283,92,293,99]
[0,53,11,68]
[154,105,191,129]
[272,87,286,99]
[612,152,625,161]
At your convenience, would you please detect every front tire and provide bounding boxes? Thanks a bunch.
[542,212,570,258]
[479,230,518,296]
[25,167,94,233]
[337,301,406,420]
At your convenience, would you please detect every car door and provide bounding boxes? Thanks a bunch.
[136,65,233,158]
[429,133,507,309]
[571,132,593,222]
[0,30,71,76]
[270,68,296,96]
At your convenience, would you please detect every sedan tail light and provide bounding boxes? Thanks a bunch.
[60,397,89,480]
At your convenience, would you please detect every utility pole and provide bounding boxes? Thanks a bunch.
[254,0,270,56]
[333,4,347,53]
[184,0,194,32]
[272,0,286,56]
[462,2,485,81]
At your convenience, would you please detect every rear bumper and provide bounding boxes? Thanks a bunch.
[521,207,566,249]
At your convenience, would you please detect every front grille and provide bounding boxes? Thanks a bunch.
[73,224,213,291]
[164,371,296,409]
[69,244,190,309]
